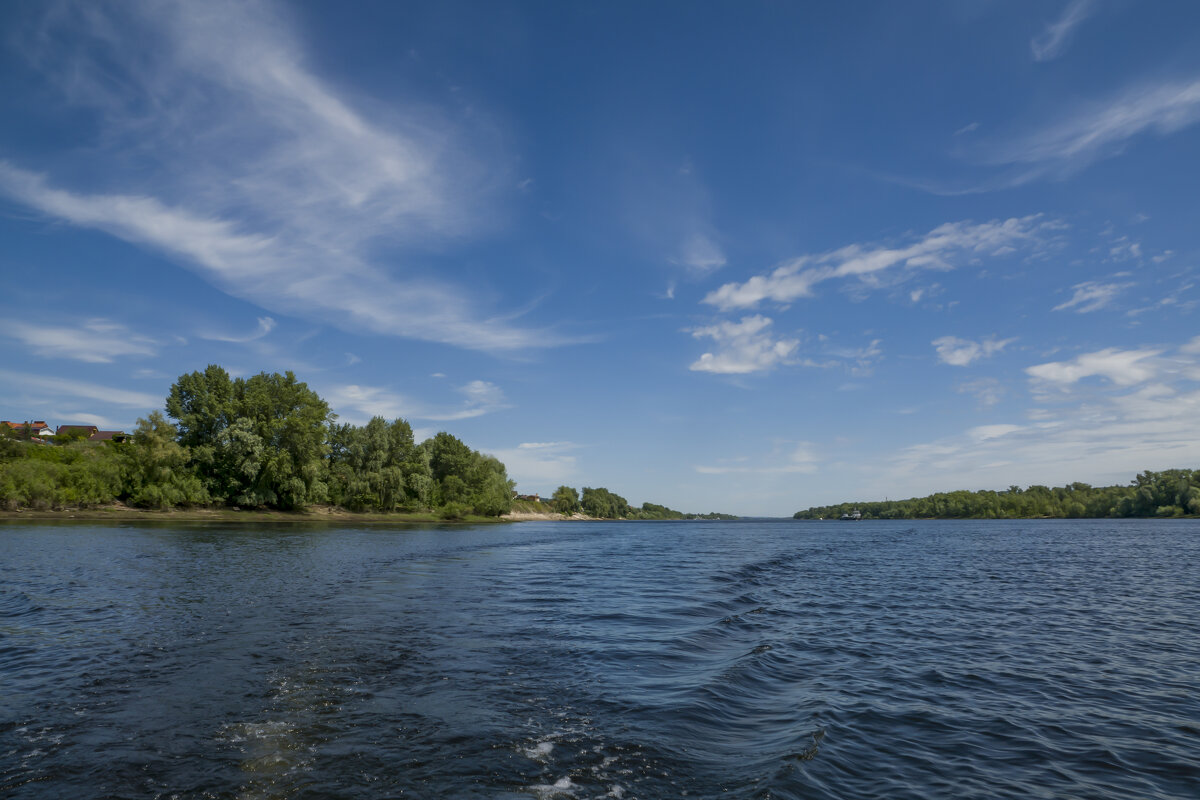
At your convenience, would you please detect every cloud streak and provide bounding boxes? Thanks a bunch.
[985,78,1200,174]
[1053,281,1132,313]
[695,442,820,475]
[321,379,507,424]
[1026,347,1163,387]
[485,441,579,489]
[0,1,562,352]
[703,216,1053,311]
[1030,0,1095,62]
[0,318,158,363]
[0,370,161,408]
[199,317,277,343]
[675,232,727,275]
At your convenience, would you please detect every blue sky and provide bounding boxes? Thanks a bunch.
[2,0,1200,515]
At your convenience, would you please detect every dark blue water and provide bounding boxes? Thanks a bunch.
[1,519,1197,799]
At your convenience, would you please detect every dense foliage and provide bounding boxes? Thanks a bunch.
[1,365,514,516]
[793,469,1200,520]
[533,484,731,520]
[0,364,736,518]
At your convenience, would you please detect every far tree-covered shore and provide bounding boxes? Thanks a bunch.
[794,469,1200,520]
[0,365,726,520]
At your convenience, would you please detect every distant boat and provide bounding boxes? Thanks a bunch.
[838,509,862,521]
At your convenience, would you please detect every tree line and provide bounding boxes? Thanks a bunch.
[1,364,727,520]
[0,365,512,518]
[544,485,734,520]
[793,469,1200,520]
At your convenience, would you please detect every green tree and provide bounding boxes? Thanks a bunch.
[166,367,330,509]
[466,455,514,516]
[552,485,580,514]
[119,412,208,508]
[581,487,629,519]
[166,364,235,449]
[427,432,475,483]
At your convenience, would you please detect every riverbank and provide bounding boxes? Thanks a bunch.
[502,510,599,521]
[0,503,510,525]
[0,504,688,524]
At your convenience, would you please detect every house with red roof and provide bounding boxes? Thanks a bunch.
[2,420,54,437]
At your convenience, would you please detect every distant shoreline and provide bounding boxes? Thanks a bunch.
[0,503,617,524]
[0,505,732,524]
[0,503,500,525]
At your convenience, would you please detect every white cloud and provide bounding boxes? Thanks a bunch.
[689,315,799,374]
[1107,238,1142,261]
[703,216,1052,311]
[622,156,725,279]
[322,384,416,423]
[423,380,507,421]
[828,336,1200,503]
[881,382,1200,497]
[199,317,276,343]
[1026,347,1163,387]
[0,1,561,352]
[695,441,820,475]
[53,412,128,430]
[986,78,1200,172]
[675,232,726,274]
[321,379,506,424]
[0,318,158,363]
[1052,281,1132,313]
[957,378,1005,407]
[933,335,1014,366]
[967,424,1024,442]
[0,371,161,408]
[1031,0,1095,62]
[954,122,980,136]
[486,441,579,489]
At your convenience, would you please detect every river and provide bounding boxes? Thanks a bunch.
[1,519,1197,799]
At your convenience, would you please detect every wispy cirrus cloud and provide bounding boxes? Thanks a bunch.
[0,370,161,408]
[424,380,508,421]
[1030,0,1095,62]
[932,335,1015,367]
[622,157,726,278]
[1053,280,1133,313]
[983,78,1200,175]
[689,315,799,374]
[695,441,820,475]
[0,318,158,363]
[485,441,580,489]
[321,379,507,425]
[674,232,726,275]
[199,317,277,343]
[957,377,1006,407]
[904,75,1200,194]
[703,216,1054,311]
[0,1,562,352]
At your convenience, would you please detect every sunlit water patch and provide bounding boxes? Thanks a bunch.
[1,519,1197,798]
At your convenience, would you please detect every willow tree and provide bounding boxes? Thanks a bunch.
[166,366,331,509]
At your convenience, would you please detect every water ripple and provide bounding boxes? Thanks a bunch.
[0,519,1197,798]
